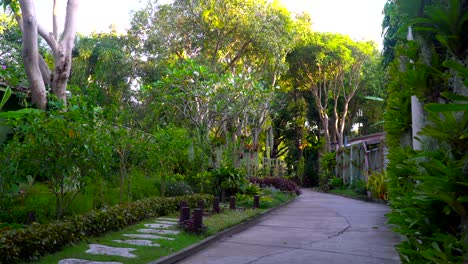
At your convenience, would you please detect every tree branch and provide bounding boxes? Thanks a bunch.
[37,23,58,52]
[38,55,51,86]
[224,40,251,73]
[53,0,58,40]
[61,0,78,55]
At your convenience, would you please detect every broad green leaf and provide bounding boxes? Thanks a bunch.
[425,103,468,112]
[364,96,384,102]
[0,86,11,110]
[456,196,468,203]
[456,182,468,187]
[443,60,468,79]
[0,108,41,118]
[440,92,468,102]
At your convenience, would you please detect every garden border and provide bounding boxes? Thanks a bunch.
[319,190,388,205]
[149,196,297,264]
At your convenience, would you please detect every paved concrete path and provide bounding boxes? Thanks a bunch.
[177,189,401,264]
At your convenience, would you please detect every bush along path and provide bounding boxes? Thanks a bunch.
[32,186,298,264]
[58,217,180,264]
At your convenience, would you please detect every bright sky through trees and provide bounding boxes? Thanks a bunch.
[35,0,386,47]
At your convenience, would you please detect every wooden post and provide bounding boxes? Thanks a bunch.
[229,196,236,210]
[197,200,204,211]
[253,195,260,209]
[213,197,220,213]
[193,208,203,230]
[180,207,190,223]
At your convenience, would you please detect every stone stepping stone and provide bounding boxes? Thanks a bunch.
[58,259,122,264]
[137,228,180,235]
[153,220,178,225]
[144,223,174,228]
[86,244,136,258]
[123,233,175,240]
[157,217,178,221]
[113,239,160,247]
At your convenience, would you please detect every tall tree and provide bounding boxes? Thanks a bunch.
[70,31,133,121]
[1,0,79,109]
[288,33,375,152]
[128,0,294,169]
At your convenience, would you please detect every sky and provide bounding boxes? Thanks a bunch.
[35,0,387,47]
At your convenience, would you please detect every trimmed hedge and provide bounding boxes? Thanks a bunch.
[0,194,212,263]
[249,177,302,195]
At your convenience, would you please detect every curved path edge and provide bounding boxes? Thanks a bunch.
[148,197,298,264]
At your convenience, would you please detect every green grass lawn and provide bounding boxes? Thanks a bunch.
[29,217,200,264]
[29,192,295,264]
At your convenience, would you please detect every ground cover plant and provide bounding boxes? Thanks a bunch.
[249,177,301,195]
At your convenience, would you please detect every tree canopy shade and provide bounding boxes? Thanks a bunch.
[287,32,376,152]
[0,0,79,109]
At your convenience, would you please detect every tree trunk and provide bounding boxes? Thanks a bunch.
[51,0,78,105]
[321,114,331,153]
[19,0,78,108]
[19,0,47,109]
[336,99,350,149]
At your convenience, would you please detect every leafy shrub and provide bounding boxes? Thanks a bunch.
[243,183,261,196]
[366,171,388,200]
[320,183,330,192]
[349,179,367,195]
[318,152,336,188]
[164,181,193,197]
[0,183,56,224]
[0,103,115,219]
[235,193,254,208]
[328,176,343,190]
[212,166,248,196]
[0,193,212,263]
[129,171,160,201]
[382,1,468,261]
[249,177,301,195]
[186,171,213,194]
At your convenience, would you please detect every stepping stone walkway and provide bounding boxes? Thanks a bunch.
[58,259,122,264]
[58,217,181,263]
[113,239,160,247]
[86,244,137,258]
[137,228,180,235]
[122,233,175,240]
[157,217,179,221]
[152,220,178,225]
[144,223,174,228]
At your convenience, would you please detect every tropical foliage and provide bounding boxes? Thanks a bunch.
[0,0,398,261]
[383,0,468,262]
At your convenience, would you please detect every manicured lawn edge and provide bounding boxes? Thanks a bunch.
[0,194,213,264]
[149,196,298,264]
